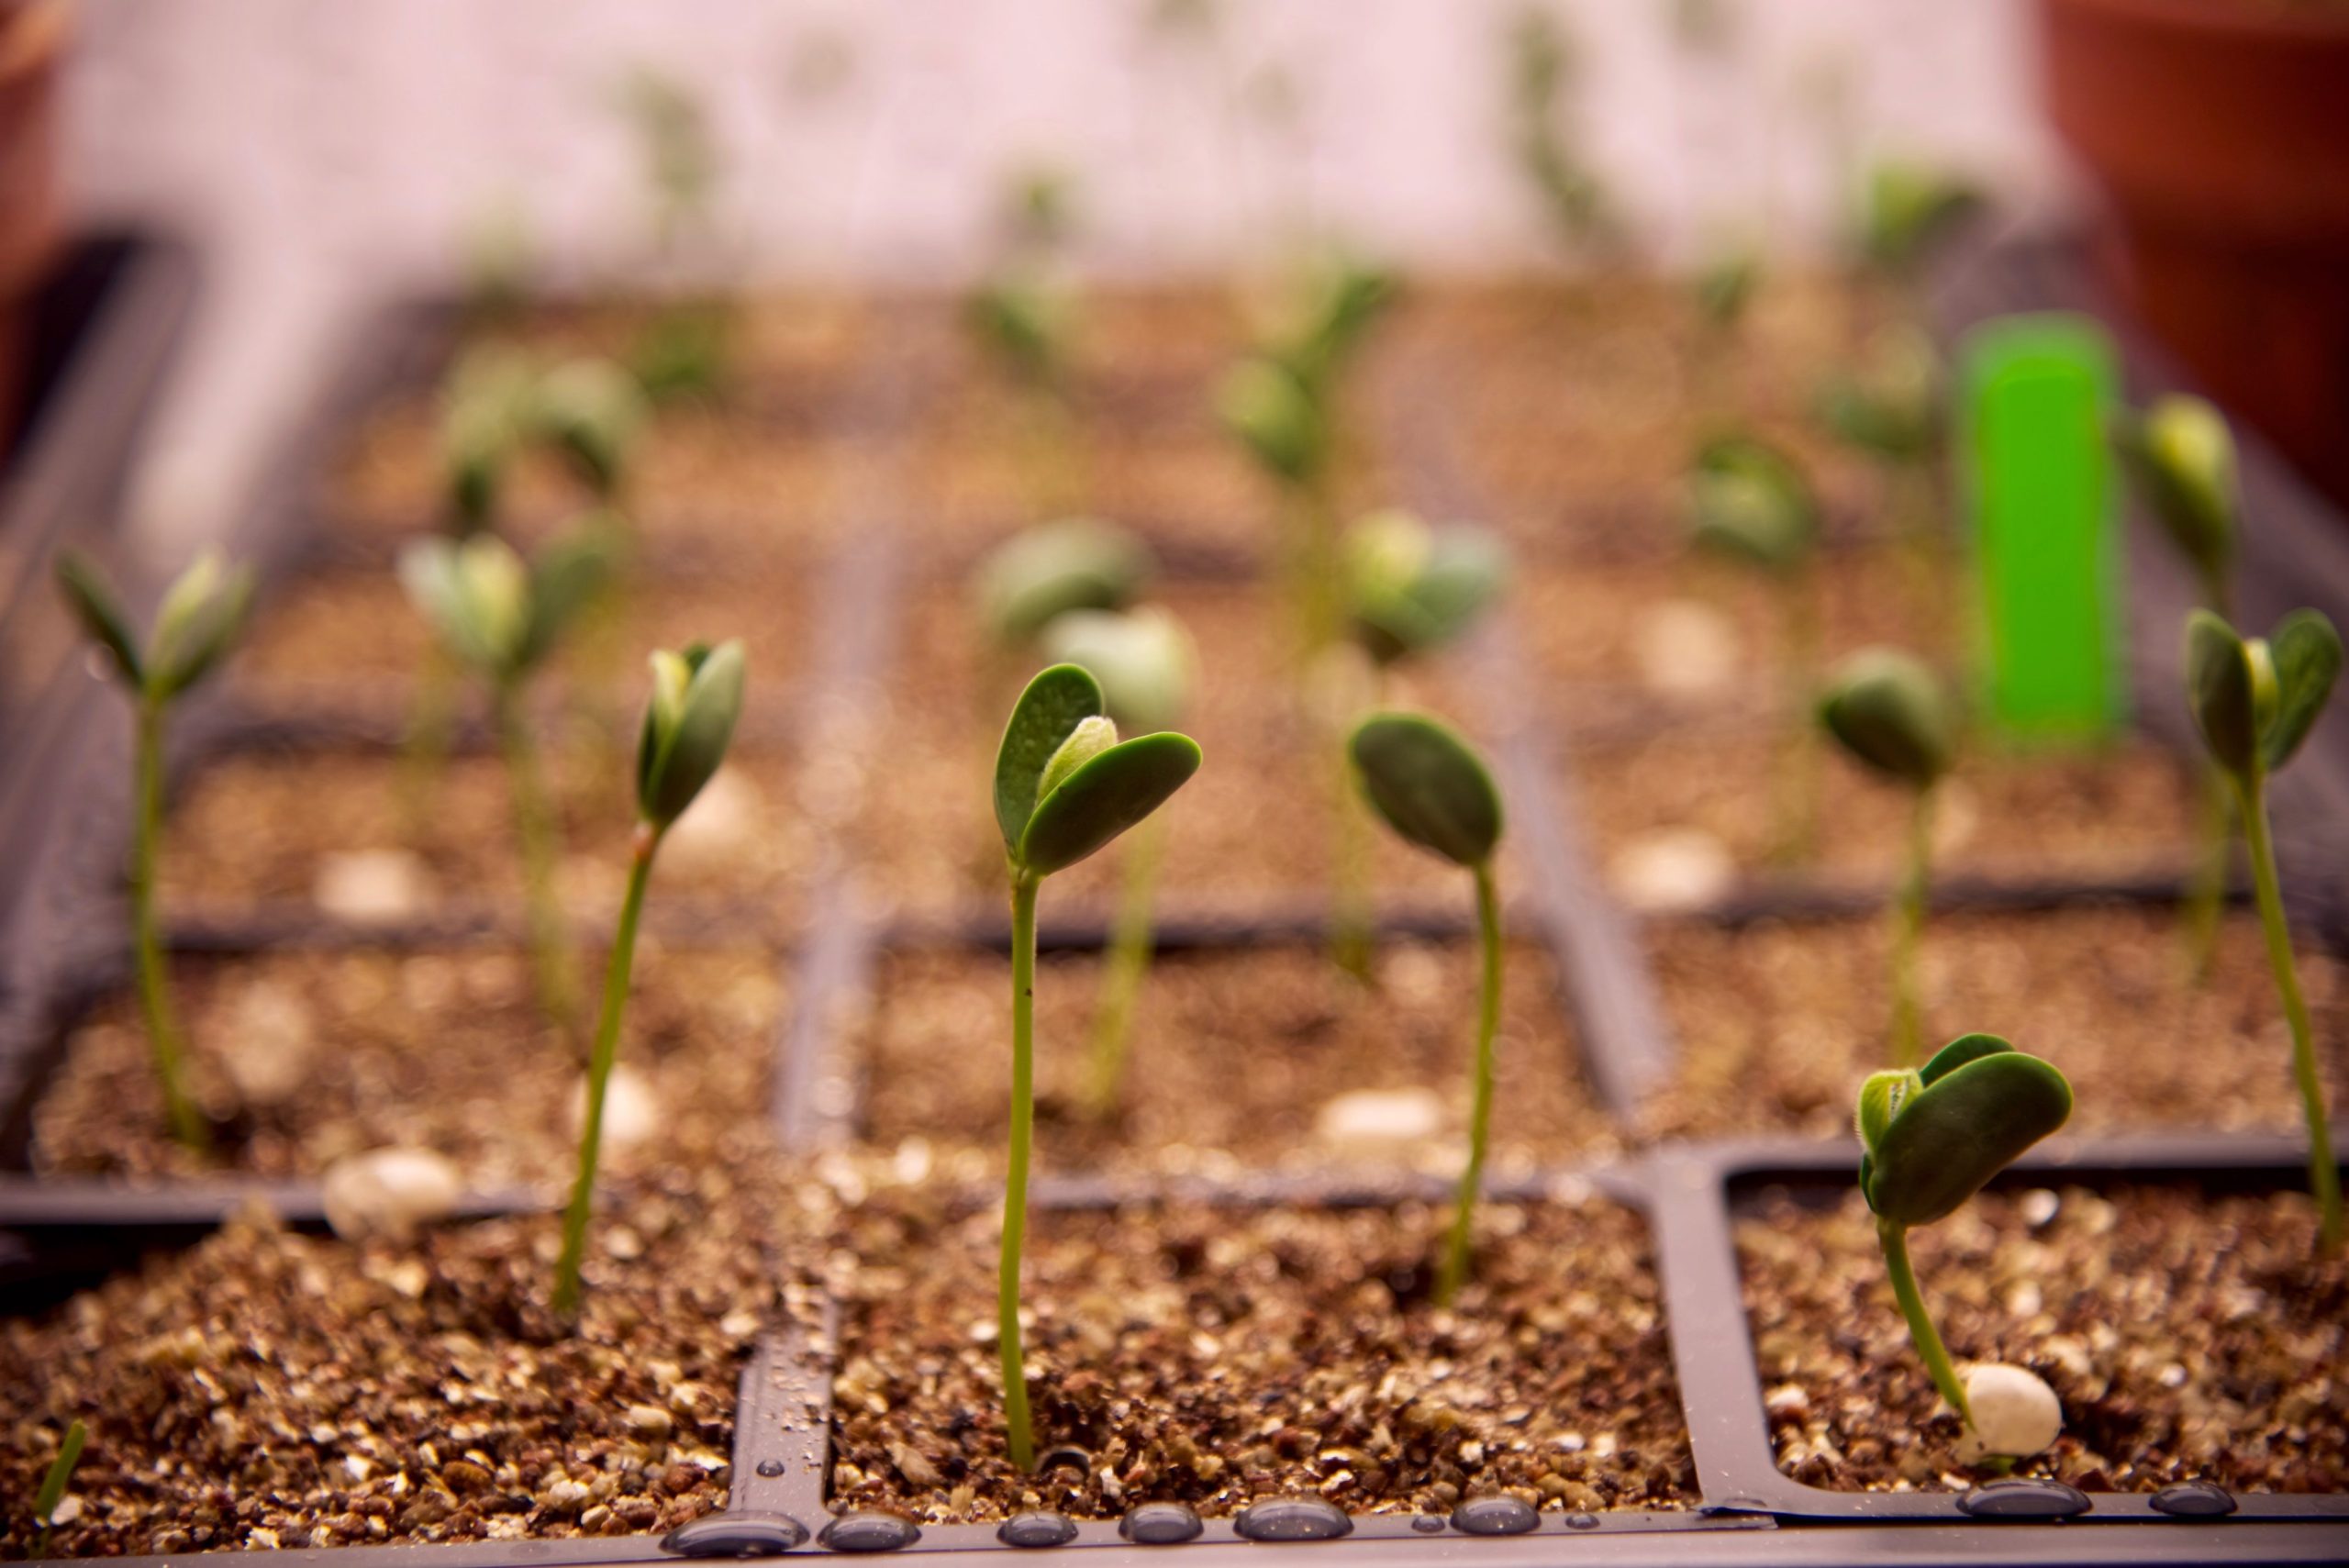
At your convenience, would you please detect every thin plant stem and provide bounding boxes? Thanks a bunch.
[1085,815,1168,1118]
[132,697,206,1152]
[1330,740,1375,983]
[2182,763,2230,986]
[552,823,657,1316]
[1000,870,1041,1470]
[1437,860,1505,1307]
[397,643,458,842]
[1888,784,1935,1068]
[495,682,583,1048]
[2237,774,2344,1251]
[1878,1217,1970,1422]
[32,1417,85,1559]
[1769,565,1823,865]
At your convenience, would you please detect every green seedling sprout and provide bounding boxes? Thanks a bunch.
[1505,5,1614,257]
[400,523,618,1043]
[55,550,255,1151]
[1817,323,1947,611]
[1688,436,1826,862]
[552,639,745,1316]
[974,517,1152,649]
[993,664,1201,1466]
[30,1418,85,1559]
[531,358,652,508]
[1856,1034,2072,1444]
[1041,608,1198,1117]
[2183,608,2343,1251]
[614,65,719,258]
[1819,649,1958,1066]
[2114,396,2242,981]
[1348,712,1506,1306]
[1856,161,1983,290]
[971,166,1087,516]
[440,345,542,535]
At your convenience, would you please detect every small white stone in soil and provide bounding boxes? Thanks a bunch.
[1955,1363,2063,1463]
[660,764,763,871]
[313,849,433,925]
[1608,828,1737,913]
[1632,599,1740,698]
[570,1063,661,1154]
[322,1147,463,1242]
[222,983,314,1108]
[1314,1087,1444,1153]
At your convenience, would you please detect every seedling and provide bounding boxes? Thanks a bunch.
[974,517,1152,648]
[1856,1034,2072,1449]
[1349,712,1506,1306]
[532,357,652,507]
[400,523,618,1041]
[1855,161,1982,289]
[1505,5,1614,256]
[1041,609,1198,1116]
[615,65,719,259]
[971,167,1088,516]
[440,345,541,535]
[1342,508,1508,674]
[2183,608,2343,1251]
[2114,395,2243,981]
[30,1417,84,1558]
[55,550,255,1151]
[1819,649,1957,1066]
[552,639,746,1315]
[1687,435,1825,862]
[992,664,1200,1466]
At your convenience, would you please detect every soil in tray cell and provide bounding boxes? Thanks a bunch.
[1642,904,2349,1142]
[0,1173,774,1553]
[32,943,781,1185]
[852,579,1497,917]
[1738,1182,2348,1494]
[1575,727,2199,906]
[158,746,810,923]
[231,565,809,717]
[854,938,1616,1177]
[825,1194,1693,1520]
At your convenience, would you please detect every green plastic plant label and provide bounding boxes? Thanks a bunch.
[1958,313,2126,742]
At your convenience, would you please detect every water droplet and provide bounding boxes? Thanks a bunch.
[662,1512,808,1557]
[1232,1498,1353,1542]
[997,1512,1079,1549]
[1956,1479,2091,1519]
[1408,1515,1446,1534]
[2150,1480,2236,1518]
[1119,1503,1203,1545]
[1450,1496,1539,1537]
[754,1460,786,1479]
[1565,1512,1600,1530]
[818,1512,922,1551]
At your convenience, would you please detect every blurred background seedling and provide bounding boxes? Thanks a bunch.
[54,550,255,1153]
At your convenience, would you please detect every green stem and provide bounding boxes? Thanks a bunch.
[1000,871,1041,1470]
[398,643,458,843]
[1437,861,1504,1307]
[495,682,583,1048]
[1889,784,1934,1068]
[2182,762,2230,986]
[1085,816,1167,1118]
[552,824,657,1316]
[1770,567,1823,866]
[1330,740,1375,983]
[1878,1217,1970,1422]
[2237,775,2343,1251]
[132,697,206,1152]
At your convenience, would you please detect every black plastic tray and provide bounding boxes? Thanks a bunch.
[6,237,2349,1563]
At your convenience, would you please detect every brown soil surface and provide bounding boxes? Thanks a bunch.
[1739,1183,2348,1493]
[159,747,811,921]
[230,565,808,717]
[825,1195,1693,1520]
[1643,905,2349,1140]
[1409,276,1884,559]
[34,944,782,1185]
[0,1173,776,1553]
[851,579,1497,918]
[854,939,1617,1176]
[1575,728,2199,896]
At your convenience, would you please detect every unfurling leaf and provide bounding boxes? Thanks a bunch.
[1348,711,1504,869]
[1217,356,1324,486]
[635,639,745,828]
[531,358,651,498]
[994,662,1106,851]
[54,550,143,686]
[2262,609,2341,774]
[1019,730,1202,875]
[1859,1035,2072,1228]
[2111,395,2235,592]
[1343,510,1508,664]
[1687,436,1819,573]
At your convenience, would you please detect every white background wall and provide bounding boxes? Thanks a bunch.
[50,0,2065,546]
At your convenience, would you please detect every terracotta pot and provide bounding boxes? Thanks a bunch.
[2039,0,2349,511]
[0,0,66,452]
